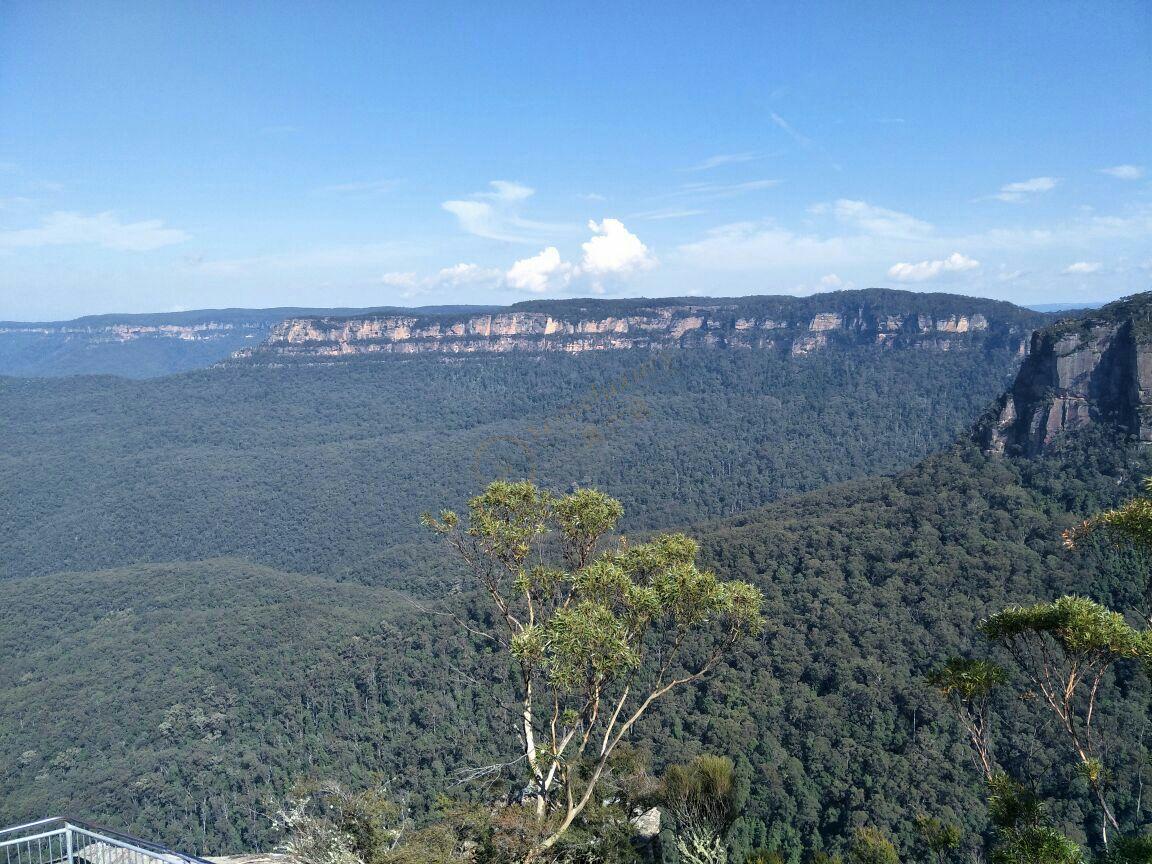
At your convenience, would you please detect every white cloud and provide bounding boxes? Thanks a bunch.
[442,180,569,244]
[484,180,534,202]
[578,192,607,202]
[679,221,854,272]
[380,272,420,288]
[435,262,502,286]
[505,246,575,293]
[997,269,1028,283]
[500,219,655,294]
[992,176,1059,203]
[629,208,706,221]
[1062,261,1102,275]
[675,179,780,199]
[683,151,763,171]
[769,112,814,149]
[887,252,980,283]
[581,219,657,281]
[819,274,845,289]
[381,263,501,297]
[0,211,189,252]
[816,199,933,239]
[1100,165,1145,180]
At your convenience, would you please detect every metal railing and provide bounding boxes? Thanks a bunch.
[0,819,214,864]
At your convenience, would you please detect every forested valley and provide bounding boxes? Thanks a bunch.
[3,293,1152,864]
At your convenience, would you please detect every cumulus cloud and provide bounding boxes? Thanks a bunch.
[502,219,655,294]
[1100,165,1145,180]
[580,219,657,280]
[0,211,189,252]
[992,176,1059,203]
[1062,261,1102,275]
[887,252,980,283]
[819,274,846,289]
[505,247,575,293]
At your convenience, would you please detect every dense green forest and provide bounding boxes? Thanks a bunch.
[3,294,1147,862]
[3,430,1150,861]
[0,345,1027,585]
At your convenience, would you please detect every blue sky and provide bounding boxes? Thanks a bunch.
[1,1,1149,320]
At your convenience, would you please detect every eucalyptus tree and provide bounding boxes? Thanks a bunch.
[423,480,764,859]
[980,597,1149,845]
[925,657,1009,781]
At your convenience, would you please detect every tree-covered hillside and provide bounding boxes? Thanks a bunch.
[2,432,1150,861]
[0,345,1028,584]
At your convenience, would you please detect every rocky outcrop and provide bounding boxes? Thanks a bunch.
[235,292,1038,365]
[979,294,1152,455]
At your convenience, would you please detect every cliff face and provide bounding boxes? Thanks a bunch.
[980,293,1152,454]
[236,291,1041,364]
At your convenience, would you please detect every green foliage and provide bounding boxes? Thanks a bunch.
[912,814,960,863]
[990,826,1084,864]
[1099,836,1152,864]
[981,597,1146,659]
[0,341,1032,586]
[427,481,763,855]
[846,828,898,864]
[925,658,1009,702]
[659,755,745,864]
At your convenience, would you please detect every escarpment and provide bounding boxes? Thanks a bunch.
[234,289,1042,364]
[979,293,1152,455]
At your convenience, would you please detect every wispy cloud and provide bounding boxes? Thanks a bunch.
[381,262,502,297]
[670,179,780,200]
[1100,164,1145,180]
[0,211,189,252]
[1062,261,1102,275]
[769,112,814,149]
[628,208,707,221]
[989,176,1059,203]
[887,252,980,283]
[812,199,933,240]
[769,112,841,170]
[442,180,572,244]
[682,151,764,172]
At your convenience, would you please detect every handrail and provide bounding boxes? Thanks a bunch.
[0,817,68,838]
[0,818,215,864]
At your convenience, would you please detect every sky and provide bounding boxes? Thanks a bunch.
[0,1,1149,320]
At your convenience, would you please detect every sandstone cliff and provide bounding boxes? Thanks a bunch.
[979,293,1152,455]
[235,290,1042,364]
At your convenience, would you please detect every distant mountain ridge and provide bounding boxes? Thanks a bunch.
[0,305,500,378]
[235,288,1047,364]
[0,290,1053,378]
